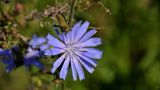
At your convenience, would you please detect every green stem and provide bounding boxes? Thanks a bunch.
[68,0,78,27]
[62,82,65,90]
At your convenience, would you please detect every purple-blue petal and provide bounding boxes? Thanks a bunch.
[72,56,85,80]
[53,24,63,40]
[74,21,89,42]
[60,56,70,80]
[75,51,97,67]
[71,57,78,80]
[45,48,65,56]
[71,21,82,42]
[66,31,74,44]
[79,29,97,43]
[25,50,40,59]
[47,33,66,48]
[79,48,102,59]
[40,44,50,51]
[29,35,46,48]
[77,56,94,73]
[0,49,12,57]
[62,32,68,44]
[29,35,37,45]
[51,53,66,73]
[27,47,32,52]
[0,48,3,51]
[78,38,102,47]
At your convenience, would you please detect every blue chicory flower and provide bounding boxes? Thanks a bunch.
[24,35,48,69]
[24,48,43,69]
[45,21,102,80]
[0,35,47,72]
[0,48,15,72]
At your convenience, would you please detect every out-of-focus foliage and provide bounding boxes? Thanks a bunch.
[0,0,160,90]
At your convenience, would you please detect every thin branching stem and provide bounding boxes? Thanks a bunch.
[68,0,79,27]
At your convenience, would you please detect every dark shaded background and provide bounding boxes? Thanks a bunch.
[0,0,160,90]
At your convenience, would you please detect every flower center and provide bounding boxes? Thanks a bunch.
[65,44,78,56]
[66,45,74,52]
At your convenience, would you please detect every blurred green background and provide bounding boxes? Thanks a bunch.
[0,0,160,90]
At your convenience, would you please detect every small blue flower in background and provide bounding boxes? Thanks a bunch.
[24,48,43,69]
[25,35,49,70]
[0,48,15,72]
[45,21,102,80]
[0,35,48,72]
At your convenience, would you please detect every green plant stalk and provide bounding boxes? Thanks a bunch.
[68,0,79,27]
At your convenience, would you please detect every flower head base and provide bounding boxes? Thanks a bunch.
[45,21,102,81]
